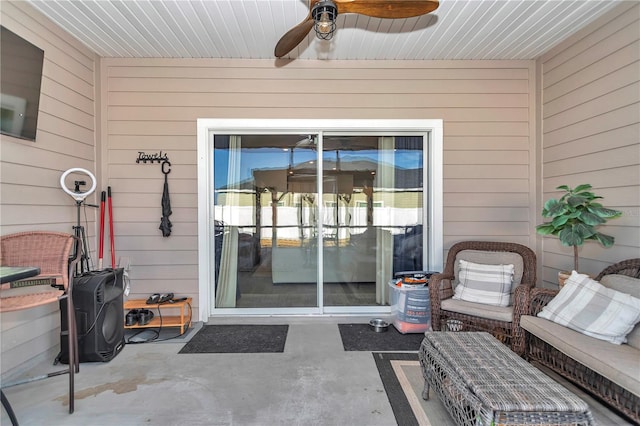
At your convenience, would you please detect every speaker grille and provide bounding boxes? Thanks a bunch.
[101,302,119,345]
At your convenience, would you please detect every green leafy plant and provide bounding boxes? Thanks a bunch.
[536,184,622,271]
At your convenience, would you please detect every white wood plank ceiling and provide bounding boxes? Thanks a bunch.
[25,0,625,60]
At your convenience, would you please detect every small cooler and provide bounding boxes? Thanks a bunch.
[389,271,437,334]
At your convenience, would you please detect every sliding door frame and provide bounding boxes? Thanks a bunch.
[197,119,443,321]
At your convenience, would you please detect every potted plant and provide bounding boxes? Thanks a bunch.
[536,184,622,285]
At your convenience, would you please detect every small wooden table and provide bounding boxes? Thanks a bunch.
[124,298,192,334]
[419,332,594,425]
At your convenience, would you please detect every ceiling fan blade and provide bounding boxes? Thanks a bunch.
[336,0,439,19]
[275,14,316,58]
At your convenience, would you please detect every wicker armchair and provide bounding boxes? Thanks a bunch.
[526,258,640,423]
[0,231,80,421]
[429,241,537,355]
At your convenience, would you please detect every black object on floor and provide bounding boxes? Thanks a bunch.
[373,352,421,426]
[338,323,424,351]
[59,268,125,363]
[178,324,288,353]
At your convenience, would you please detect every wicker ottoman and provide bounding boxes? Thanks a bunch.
[419,332,594,426]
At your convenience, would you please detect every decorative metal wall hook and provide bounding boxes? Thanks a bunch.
[161,160,171,175]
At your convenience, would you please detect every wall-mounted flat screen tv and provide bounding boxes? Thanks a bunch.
[1,26,44,141]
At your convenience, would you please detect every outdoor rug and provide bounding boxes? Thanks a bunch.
[178,324,288,354]
[338,323,425,351]
[374,353,629,426]
[373,352,454,426]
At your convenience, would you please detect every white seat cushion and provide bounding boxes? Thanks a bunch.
[521,315,640,397]
[441,298,513,323]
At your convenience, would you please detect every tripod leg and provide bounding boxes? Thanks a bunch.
[79,227,90,273]
[72,226,82,276]
[72,199,94,274]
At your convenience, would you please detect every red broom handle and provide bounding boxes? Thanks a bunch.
[98,191,106,269]
[108,186,116,268]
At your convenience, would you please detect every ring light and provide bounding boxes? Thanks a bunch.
[60,168,97,202]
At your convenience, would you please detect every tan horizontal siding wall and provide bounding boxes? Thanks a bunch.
[1,2,97,377]
[103,58,537,316]
[538,2,640,287]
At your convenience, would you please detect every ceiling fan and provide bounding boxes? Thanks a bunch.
[274,0,440,58]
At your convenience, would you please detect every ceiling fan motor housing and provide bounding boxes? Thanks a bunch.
[312,0,338,40]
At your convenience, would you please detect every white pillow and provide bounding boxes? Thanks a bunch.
[452,259,514,307]
[538,271,640,344]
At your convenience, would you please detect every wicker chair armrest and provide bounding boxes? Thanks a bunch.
[429,273,454,331]
[511,284,533,356]
[429,273,455,303]
[512,284,532,319]
[595,258,640,280]
[528,288,559,316]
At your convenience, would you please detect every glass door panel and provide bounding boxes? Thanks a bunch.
[213,134,318,309]
[321,136,425,307]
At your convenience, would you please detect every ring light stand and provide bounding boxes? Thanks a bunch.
[60,168,97,274]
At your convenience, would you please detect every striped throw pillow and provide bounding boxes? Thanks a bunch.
[538,271,640,344]
[452,259,514,307]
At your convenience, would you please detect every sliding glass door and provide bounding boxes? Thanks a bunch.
[197,119,442,318]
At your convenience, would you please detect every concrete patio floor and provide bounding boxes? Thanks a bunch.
[1,317,632,426]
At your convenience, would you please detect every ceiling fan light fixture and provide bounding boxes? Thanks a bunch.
[311,0,337,40]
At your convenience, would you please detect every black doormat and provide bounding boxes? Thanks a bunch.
[178,324,288,354]
[373,352,423,426]
[338,323,425,351]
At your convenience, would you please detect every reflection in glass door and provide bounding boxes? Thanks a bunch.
[213,134,319,309]
[212,132,427,311]
[321,136,424,307]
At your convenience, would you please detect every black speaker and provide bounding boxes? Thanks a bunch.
[59,268,125,363]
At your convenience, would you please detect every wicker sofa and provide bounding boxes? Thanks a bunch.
[521,258,640,423]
